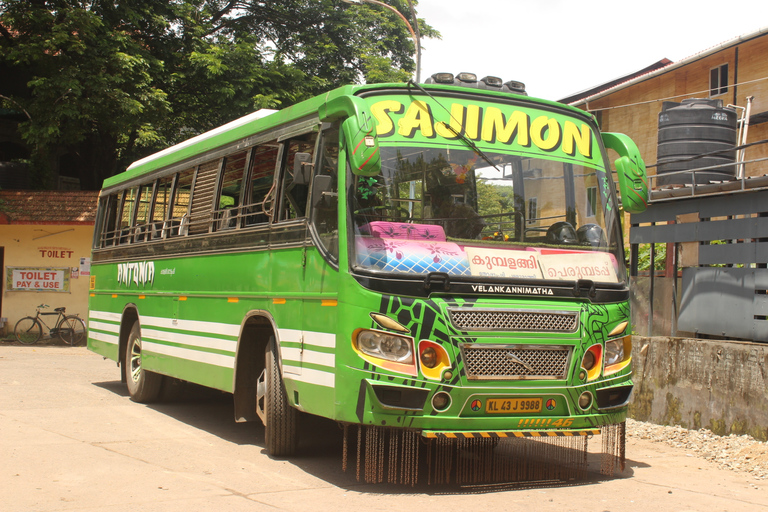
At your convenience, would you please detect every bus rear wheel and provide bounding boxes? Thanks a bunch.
[263,337,298,457]
[124,321,163,403]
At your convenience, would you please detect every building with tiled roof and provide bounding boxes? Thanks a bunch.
[1,190,98,337]
[0,190,98,224]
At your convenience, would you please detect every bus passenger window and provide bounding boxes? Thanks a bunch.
[244,142,279,225]
[278,133,317,221]
[101,194,120,247]
[119,187,137,244]
[133,185,153,242]
[187,159,221,235]
[152,176,173,239]
[311,127,339,260]
[169,168,194,237]
[215,151,248,231]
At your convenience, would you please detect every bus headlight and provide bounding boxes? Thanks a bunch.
[355,330,414,364]
[605,338,625,366]
[605,336,632,376]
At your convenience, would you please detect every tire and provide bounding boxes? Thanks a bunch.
[264,336,298,457]
[15,317,42,345]
[124,321,163,403]
[58,315,86,346]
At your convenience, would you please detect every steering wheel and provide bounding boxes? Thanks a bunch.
[354,205,412,221]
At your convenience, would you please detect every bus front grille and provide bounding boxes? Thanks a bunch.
[460,344,572,380]
[448,309,579,333]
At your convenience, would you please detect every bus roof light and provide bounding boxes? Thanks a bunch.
[426,72,454,84]
[456,72,477,83]
[480,76,503,88]
[503,80,527,95]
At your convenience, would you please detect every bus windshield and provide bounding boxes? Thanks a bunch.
[350,144,624,285]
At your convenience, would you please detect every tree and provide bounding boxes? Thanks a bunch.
[0,0,438,189]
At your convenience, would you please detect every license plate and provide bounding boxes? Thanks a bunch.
[486,398,542,414]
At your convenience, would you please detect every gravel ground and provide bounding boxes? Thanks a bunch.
[627,418,768,480]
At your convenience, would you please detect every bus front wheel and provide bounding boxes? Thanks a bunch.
[263,336,298,457]
[124,321,163,403]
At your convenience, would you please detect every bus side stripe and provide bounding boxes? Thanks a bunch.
[143,341,234,368]
[90,331,119,345]
[282,368,335,388]
[142,328,236,353]
[141,315,240,337]
[90,310,122,322]
[88,320,120,334]
[280,346,335,367]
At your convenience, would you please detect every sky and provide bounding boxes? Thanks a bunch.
[414,0,767,102]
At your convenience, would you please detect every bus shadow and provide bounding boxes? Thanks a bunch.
[92,378,641,493]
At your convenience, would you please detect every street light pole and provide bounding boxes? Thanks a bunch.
[341,0,421,83]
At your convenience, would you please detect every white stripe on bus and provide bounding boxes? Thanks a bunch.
[279,346,335,368]
[89,310,122,322]
[88,320,120,334]
[282,367,335,388]
[142,315,240,337]
[143,341,235,368]
[142,328,236,353]
[89,331,119,345]
[277,329,336,348]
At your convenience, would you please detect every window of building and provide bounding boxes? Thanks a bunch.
[710,64,729,96]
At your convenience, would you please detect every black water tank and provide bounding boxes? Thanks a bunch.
[657,98,738,185]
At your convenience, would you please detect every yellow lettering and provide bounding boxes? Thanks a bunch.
[562,121,592,157]
[371,100,403,137]
[481,107,529,146]
[465,104,481,140]
[434,103,465,139]
[531,116,561,151]
[398,100,434,138]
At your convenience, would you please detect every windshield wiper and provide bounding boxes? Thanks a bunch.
[407,80,504,175]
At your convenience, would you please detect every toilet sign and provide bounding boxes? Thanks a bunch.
[5,267,71,292]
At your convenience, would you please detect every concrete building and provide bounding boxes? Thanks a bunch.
[1,190,98,335]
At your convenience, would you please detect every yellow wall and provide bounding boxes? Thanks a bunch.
[1,224,94,334]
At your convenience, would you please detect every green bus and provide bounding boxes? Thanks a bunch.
[88,72,648,485]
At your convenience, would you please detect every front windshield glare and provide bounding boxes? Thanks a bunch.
[351,146,625,284]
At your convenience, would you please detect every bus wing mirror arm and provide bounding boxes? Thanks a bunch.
[311,174,335,208]
[601,132,649,214]
[319,96,381,177]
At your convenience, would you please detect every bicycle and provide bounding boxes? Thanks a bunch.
[14,304,87,346]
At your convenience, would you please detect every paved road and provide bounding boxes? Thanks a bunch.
[2,344,767,512]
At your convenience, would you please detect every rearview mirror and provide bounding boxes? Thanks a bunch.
[311,174,334,208]
[293,152,312,185]
[601,132,648,214]
[319,96,381,177]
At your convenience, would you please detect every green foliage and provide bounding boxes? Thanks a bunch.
[636,243,667,272]
[0,0,438,188]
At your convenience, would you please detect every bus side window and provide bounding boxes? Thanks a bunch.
[133,184,153,242]
[152,175,174,239]
[311,126,339,260]
[119,187,137,244]
[215,151,248,231]
[101,194,120,247]
[187,159,221,235]
[244,142,279,225]
[168,168,194,237]
[277,133,317,221]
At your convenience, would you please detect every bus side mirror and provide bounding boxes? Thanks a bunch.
[601,132,648,214]
[319,96,381,177]
[311,174,335,208]
[293,152,312,185]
